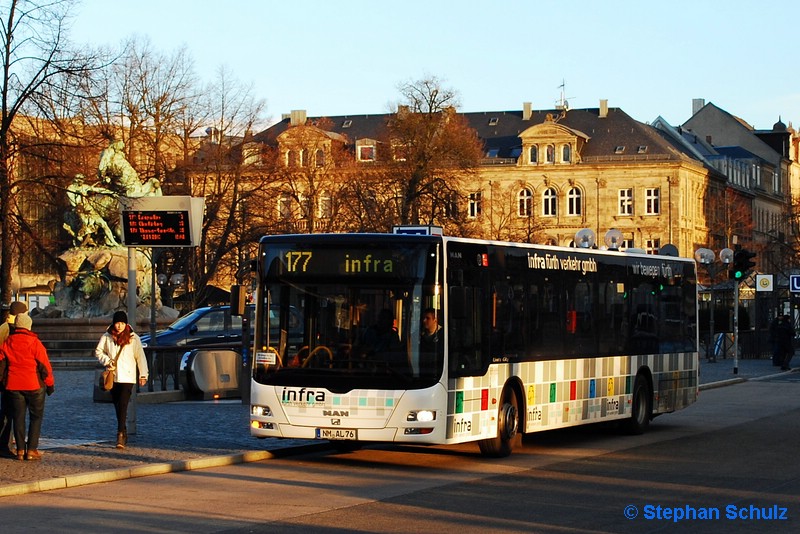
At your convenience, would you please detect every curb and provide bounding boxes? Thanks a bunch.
[699,367,796,391]
[0,443,330,498]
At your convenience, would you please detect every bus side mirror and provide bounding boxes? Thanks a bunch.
[230,285,246,316]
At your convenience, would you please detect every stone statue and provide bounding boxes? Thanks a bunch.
[97,139,162,197]
[55,140,169,318]
[63,140,163,248]
[63,174,120,247]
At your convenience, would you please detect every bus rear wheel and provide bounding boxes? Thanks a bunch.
[479,389,520,457]
[623,374,652,434]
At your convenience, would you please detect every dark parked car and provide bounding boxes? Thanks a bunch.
[140,304,303,347]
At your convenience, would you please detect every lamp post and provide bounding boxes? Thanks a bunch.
[694,247,734,363]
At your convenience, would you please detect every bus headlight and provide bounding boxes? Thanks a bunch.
[251,405,272,417]
[407,410,435,422]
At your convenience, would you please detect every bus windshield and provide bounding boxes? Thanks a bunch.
[253,240,442,391]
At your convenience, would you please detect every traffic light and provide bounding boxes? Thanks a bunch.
[730,246,757,281]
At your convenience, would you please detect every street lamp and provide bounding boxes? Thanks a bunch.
[694,247,734,362]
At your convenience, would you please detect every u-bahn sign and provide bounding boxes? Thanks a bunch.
[791,274,800,293]
[120,196,204,247]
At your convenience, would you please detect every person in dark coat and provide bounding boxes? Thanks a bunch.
[776,314,795,371]
[0,312,55,461]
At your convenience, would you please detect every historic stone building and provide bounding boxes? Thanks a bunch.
[259,101,734,259]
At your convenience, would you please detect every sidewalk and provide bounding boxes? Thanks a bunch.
[0,359,794,498]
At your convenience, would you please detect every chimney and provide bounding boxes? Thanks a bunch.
[290,110,307,126]
[692,99,705,116]
[523,102,532,121]
[599,99,608,119]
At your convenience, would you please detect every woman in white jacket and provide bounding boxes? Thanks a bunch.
[95,310,148,449]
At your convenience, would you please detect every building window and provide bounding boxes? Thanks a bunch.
[319,192,332,218]
[518,188,532,217]
[645,188,660,215]
[621,238,634,250]
[300,150,309,167]
[468,191,482,218]
[529,145,538,164]
[618,189,633,215]
[562,144,571,163]
[546,144,555,163]
[358,145,375,161]
[278,194,292,219]
[567,187,582,216]
[444,191,459,218]
[542,187,557,216]
[286,150,297,167]
[315,149,325,167]
[645,238,660,255]
[485,148,499,158]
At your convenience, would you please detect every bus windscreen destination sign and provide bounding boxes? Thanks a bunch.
[122,210,191,246]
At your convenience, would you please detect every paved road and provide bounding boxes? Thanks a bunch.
[0,357,793,496]
[1,378,799,533]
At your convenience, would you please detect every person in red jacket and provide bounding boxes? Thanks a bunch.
[0,312,54,461]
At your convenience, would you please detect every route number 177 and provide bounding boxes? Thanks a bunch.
[285,251,313,272]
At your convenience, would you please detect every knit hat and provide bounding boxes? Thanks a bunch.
[9,301,27,316]
[112,310,128,324]
[14,312,32,330]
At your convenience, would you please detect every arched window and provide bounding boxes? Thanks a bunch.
[542,188,557,216]
[286,150,297,167]
[518,188,532,217]
[315,149,325,167]
[562,144,571,163]
[529,145,538,164]
[546,145,555,163]
[567,187,582,216]
[300,150,309,167]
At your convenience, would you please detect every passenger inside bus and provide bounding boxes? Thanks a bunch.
[356,309,409,372]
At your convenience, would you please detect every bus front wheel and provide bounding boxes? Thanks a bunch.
[624,374,652,434]
[479,389,520,457]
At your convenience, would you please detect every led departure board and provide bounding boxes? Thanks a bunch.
[122,210,191,246]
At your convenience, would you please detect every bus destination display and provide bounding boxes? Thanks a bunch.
[122,210,191,246]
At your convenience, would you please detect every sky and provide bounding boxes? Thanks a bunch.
[68,0,800,131]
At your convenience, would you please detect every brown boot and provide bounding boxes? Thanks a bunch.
[15,449,25,461]
[25,450,42,461]
[116,432,125,449]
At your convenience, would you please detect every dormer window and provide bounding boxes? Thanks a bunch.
[637,145,648,154]
[342,120,352,128]
[358,145,375,161]
[488,117,499,126]
[614,146,625,154]
[486,148,499,158]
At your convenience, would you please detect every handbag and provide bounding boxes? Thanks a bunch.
[99,345,124,391]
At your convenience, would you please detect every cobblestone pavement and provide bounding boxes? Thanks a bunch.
[0,359,793,492]
[0,369,311,489]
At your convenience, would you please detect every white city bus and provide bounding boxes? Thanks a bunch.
[248,230,698,456]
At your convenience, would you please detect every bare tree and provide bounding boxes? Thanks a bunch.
[0,0,99,302]
[377,76,483,230]
[169,66,268,307]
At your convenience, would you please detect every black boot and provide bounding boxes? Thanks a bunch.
[116,432,125,449]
